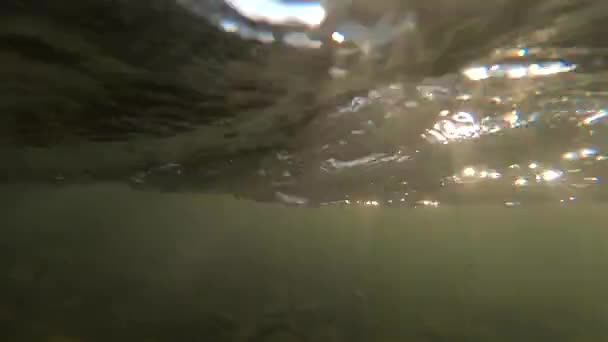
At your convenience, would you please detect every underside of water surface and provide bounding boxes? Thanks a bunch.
[1,0,608,207]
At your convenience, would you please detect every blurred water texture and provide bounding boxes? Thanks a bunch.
[3,2,608,341]
[154,1,608,207]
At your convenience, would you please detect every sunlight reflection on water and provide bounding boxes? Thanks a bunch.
[126,1,608,206]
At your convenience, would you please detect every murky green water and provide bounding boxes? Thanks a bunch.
[2,185,607,341]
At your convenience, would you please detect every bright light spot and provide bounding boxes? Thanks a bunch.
[332,31,345,44]
[562,152,579,160]
[514,177,528,187]
[365,200,379,206]
[597,155,608,161]
[463,167,476,177]
[505,110,519,126]
[580,147,598,158]
[452,112,475,123]
[528,62,576,76]
[542,169,562,182]
[418,200,440,207]
[456,94,472,101]
[569,196,577,201]
[509,164,520,169]
[584,177,600,182]
[344,200,351,204]
[518,48,528,57]
[440,110,450,117]
[426,129,448,143]
[492,96,503,104]
[479,170,488,178]
[507,66,528,79]
[225,0,327,27]
[489,171,502,179]
[220,19,239,32]
[463,66,489,81]
[464,61,575,81]
[428,114,485,143]
[528,162,539,169]
[583,110,607,125]
[505,201,521,207]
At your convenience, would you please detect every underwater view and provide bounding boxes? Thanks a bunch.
[2,0,608,341]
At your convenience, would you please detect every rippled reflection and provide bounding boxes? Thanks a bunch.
[87,2,608,207]
[239,36,608,206]
[463,61,576,81]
